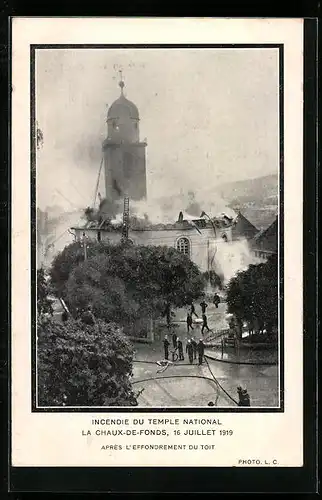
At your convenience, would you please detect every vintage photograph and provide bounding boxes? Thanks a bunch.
[35,46,281,410]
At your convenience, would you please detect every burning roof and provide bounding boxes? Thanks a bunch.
[74,209,237,233]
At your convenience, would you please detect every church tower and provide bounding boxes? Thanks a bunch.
[102,76,147,202]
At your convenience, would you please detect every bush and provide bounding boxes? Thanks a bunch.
[37,317,137,407]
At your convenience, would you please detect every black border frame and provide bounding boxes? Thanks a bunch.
[6,18,318,494]
[30,43,285,414]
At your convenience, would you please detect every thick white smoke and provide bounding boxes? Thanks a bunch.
[131,195,263,284]
[130,192,237,225]
[209,238,264,284]
[37,210,84,269]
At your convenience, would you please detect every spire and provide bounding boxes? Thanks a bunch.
[118,70,125,95]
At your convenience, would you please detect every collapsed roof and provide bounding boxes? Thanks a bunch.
[74,210,238,233]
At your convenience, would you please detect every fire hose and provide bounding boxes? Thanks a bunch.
[132,361,239,406]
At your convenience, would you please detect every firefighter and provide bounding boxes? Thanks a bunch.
[186,312,194,332]
[237,386,251,406]
[190,302,199,318]
[197,339,205,365]
[177,337,184,361]
[213,293,221,309]
[200,300,208,315]
[163,335,170,360]
[186,339,194,364]
[201,314,210,334]
[191,337,197,360]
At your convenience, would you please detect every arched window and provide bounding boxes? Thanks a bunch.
[176,237,190,257]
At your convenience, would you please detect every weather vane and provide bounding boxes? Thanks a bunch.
[118,69,125,93]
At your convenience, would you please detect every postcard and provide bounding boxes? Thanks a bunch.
[11,17,303,467]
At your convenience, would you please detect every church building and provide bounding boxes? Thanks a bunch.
[71,77,259,274]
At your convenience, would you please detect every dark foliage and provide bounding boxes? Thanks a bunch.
[50,241,204,336]
[64,243,204,334]
[226,254,278,339]
[37,317,137,407]
[37,268,53,317]
[49,240,107,297]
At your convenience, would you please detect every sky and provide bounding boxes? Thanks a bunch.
[36,48,279,211]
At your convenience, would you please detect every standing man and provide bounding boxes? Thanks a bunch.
[186,312,194,332]
[198,339,205,365]
[191,337,197,360]
[163,335,170,360]
[200,300,208,315]
[213,293,221,309]
[186,339,194,364]
[201,313,211,334]
[172,331,178,349]
[177,337,184,361]
[190,303,199,318]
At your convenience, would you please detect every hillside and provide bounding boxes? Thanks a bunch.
[214,173,279,230]
[216,173,278,205]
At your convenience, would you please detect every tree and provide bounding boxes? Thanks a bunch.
[65,254,140,324]
[226,254,278,340]
[37,316,137,406]
[37,268,53,317]
[61,242,204,335]
[50,240,108,297]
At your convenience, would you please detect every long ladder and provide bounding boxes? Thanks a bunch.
[93,157,103,208]
[122,196,130,240]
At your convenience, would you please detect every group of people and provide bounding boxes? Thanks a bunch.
[187,300,211,335]
[163,332,205,365]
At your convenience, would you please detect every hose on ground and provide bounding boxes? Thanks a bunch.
[133,359,195,366]
[204,355,238,406]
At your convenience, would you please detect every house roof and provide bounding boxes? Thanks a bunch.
[232,211,258,239]
[253,216,278,241]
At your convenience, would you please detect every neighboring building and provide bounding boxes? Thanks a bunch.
[231,211,258,240]
[103,79,147,202]
[251,216,278,259]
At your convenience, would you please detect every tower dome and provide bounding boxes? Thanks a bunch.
[106,79,140,143]
[107,95,139,120]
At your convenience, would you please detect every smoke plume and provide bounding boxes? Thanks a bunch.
[210,238,263,285]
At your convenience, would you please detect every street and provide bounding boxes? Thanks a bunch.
[132,301,279,408]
